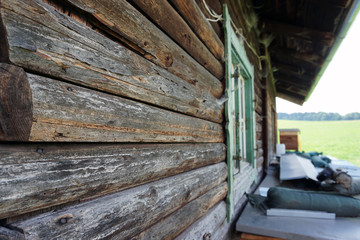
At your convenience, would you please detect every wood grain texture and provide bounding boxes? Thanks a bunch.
[130,0,223,78]
[0,0,223,122]
[131,182,227,240]
[263,20,334,47]
[212,197,247,240]
[0,143,225,219]
[212,181,258,240]
[174,201,226,240]
[1,71,223,142]
[64,0,223,97]
[194,0,222,38]
[240,233,286,240]
[0,227,24,240]
[10,163,228,240]
[0,64,32,141]
[0,8,9,62]
[169,0,224,61]
[233,163,256,205]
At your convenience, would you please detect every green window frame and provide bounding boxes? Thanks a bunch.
[223,4,256,221]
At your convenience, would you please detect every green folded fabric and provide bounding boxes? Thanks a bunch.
[311,156,328,168]
[266,187,360,217]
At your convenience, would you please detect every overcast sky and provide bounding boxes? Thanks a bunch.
[276,13,360,115]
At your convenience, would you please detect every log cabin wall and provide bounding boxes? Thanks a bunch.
[0,0,274,239]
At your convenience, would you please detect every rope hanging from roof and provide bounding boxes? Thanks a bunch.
[202,0,223,22]
[201,0,265,70]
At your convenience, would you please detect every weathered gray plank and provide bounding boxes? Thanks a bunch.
[0,66,223,142]
[0,142,225,219]
[0,227,24,240]
[0,0,223,122]
[233,163,256,205]
[131,182,227,240]
[10,163,228,240]
[169,0,224,61]
[212,195,248,240]
[131,0,223,77]
[174,201,226,240]
[212,179,258,240]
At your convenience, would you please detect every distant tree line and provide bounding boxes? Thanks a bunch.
[278,112,360,121]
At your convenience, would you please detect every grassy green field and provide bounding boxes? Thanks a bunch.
[278,120,360,167]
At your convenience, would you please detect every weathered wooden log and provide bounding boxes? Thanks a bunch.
[131,182,227,240]
[0,65,224,142]
[48,0,222,97]
[269,47,324,66]
[0,143,225,219]
[0,0,223,122]
[212,194,248,240]
[263,20,335,47]
[276,89,306,105]
[212,175,259,240]
[174,201,226,240]
[312,0,352,8]
[130,0,223,78]
[169,0,224,61]
[0,227,24,240]
[194,0,222,38]
[0,65,33,141]
[10,163,228,240]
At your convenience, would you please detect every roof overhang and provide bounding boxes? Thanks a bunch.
[252,0,360,105]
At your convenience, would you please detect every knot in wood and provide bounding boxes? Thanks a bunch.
[36,148,44,154]
[203,232,211,240]
[57,215,73,225]
[164,54,173,67]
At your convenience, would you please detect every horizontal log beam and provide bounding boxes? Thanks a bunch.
[131,0,223,78]
[312,0,352,8]
[174,201,226,240]
[263,20,334,46]
[10,163,228,239]
[269,47,324,66]
[276,85,309,97]
[276,85,308,97]
[274,71,315,85]
[60,0,223,96]
[274,73,313,88]
[272,57,318,75]
[0,0,223,123]
[276,89,306,105]
[272,61,316,77]
[0,143,225,219]
[131,182,228,240]
[0,65,223,142]
[168,0,224,61]
[194,0,222,37]
[0,227,24,240]
[276,83,308,98]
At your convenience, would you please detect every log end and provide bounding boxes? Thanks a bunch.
[0,63,32,141]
